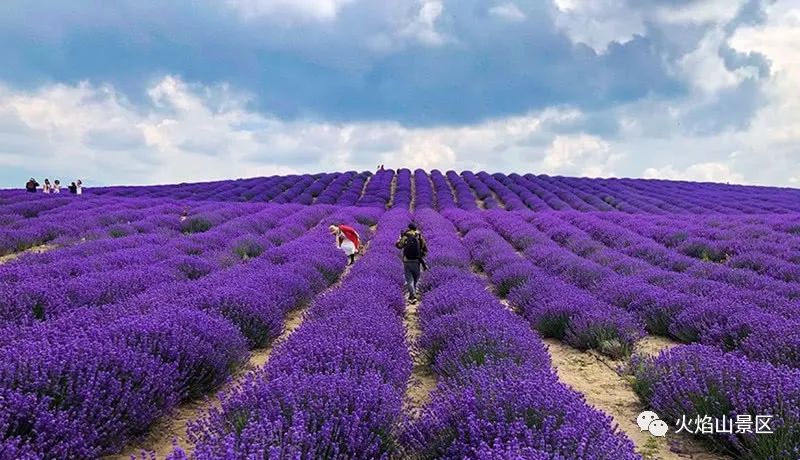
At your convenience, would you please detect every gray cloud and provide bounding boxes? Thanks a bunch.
[83,127,146,151]
[0,0,797,189]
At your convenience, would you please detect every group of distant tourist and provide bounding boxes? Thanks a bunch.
[25,178,84,195]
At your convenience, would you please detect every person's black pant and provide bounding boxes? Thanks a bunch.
[404,260,421,299]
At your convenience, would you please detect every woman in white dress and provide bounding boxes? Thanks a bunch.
[329,224,361,265]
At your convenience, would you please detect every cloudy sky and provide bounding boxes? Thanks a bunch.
[0,0,798,187]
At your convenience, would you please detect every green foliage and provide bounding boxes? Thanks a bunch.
[181,216,213,234]
[232,239,265,260]
[536,313,571,339]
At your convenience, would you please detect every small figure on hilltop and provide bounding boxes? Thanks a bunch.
[43,178,52,194]
[25,178,39,193]
[396,222,428,304]
[76,179,83,195]
[329,224,361,266]
[52,180,61,194]
[68,182,78,194]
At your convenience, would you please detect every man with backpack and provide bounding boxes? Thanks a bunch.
[396,223,428,304]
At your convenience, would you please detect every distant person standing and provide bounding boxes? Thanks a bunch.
[25,178,39,193]
[68,182,78,194]
[76,180,83,195]
[52,180,61,194]
[396,223,428,304]
[329,224,361,266]
[42,178,52,194]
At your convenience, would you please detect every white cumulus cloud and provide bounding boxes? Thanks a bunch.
[399,0,448,46]
[542,134,621,177]
[552,0,645,53]
[489,3,526,22]
[225,0,354,22]
[643,162,745,183]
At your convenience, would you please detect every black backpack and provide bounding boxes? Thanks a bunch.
[403,233,421,260]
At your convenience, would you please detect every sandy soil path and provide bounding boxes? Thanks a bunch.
[0,244,56,264]
[403,298,437,418]
[545,338,730,460]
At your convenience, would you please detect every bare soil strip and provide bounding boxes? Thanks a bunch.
[475,195,488,210]
[387,173,398,209]
[0,244,57,264]
[442,173,458,206]
[403,298,437,417]
[358,173,373,202]
[488,187,506,209]
[109,240,369,459]
[544,338,729,460]
[410,172,417,211]
[634,335,681,357]
[424,172,438,210]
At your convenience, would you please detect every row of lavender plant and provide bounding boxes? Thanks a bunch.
[335,172,370,207]
[176,209,409,459]
[429,169,456,210]
[601,212,800,279]
[271,175,317,204]
[9,205,378,455]
[0,204,325,328]
[0,205,380,458]
[445,171,479,211]
[564,212,800,312]
[480,173,800,214]
[413,169,435,210]
[461,171,500,209]
[357,169,394,208]
[18,169,800,213]
[488,210,688,336]
[0,191,327,258]
[402,208,638,458]
[0,195,194,256]
[630,346,800,458]
[87,172,365,207]
[313,172,356,205]
[470,209,800,457]
[517,211,800,369]
[2,204,358,346]
[91,175,294,202]
[393,168,412,209]
[442,209,644,358]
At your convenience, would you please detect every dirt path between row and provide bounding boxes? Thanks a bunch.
[387,172,397,209]
[409,171,417,211]
[0,244,57,264]
[544,338,729,460]
[403,298,437,418]
[109,302,312,460]
[109,234,372,460]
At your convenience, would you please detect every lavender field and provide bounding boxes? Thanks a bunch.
[1,169,799,460]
